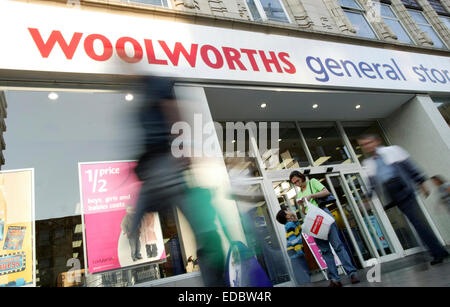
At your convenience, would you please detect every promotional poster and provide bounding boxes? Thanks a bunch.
[79,161,166,274]
[302,233,342,270]
[0,169,35,287]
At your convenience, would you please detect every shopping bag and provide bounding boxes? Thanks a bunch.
[301,199,335,240]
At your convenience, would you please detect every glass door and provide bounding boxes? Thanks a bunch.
[325,172,398,267]
[339,172,403,262]
[231,180,292,286]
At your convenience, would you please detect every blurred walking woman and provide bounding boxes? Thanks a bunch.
[289,170,360,287]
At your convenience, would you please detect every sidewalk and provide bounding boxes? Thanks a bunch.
[304,252,450,287]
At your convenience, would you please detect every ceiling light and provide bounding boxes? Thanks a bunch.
[312,104,318,109]
[278,139,282,142]
[355,104,361,109]
[260,103,267,108]
[317,136,322,140]
[232,140,236,143]
[125,93,134,101]
[48,92,58,100]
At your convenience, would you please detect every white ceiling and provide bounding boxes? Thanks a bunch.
[205,86,416,122]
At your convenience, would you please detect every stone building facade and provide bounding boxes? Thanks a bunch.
[63,0,449,51]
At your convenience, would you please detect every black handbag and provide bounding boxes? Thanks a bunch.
[308,180,336,208]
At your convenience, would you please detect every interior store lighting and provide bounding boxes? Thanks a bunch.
[286,188,296,199]
[72,240,82,248]
[74,224,82,234]
[125,93,134,101]
[48,92,58,100]
[314,156,331,166]
[355,104,361,109]
[260,103,267,108]
[274,186,281,196]
[281,182,290,190]
[312,104,318,109]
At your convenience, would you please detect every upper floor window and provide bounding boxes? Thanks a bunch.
[426,0,450,30]
[338,0,378,39]
[440,15,450,29]
[245,0,291,23]
[427,0,449,16]
[123,0,170,8]
[376,2,415,44]
[408,9,448,49]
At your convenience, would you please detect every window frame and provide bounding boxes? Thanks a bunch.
[408,8,448,49]
[439,15,450,30]
[379,3,415,44]
[244,0,292,24]
[122,0,171,9]
[339,0,380,40]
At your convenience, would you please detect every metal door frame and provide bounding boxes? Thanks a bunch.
[337,171,404,263]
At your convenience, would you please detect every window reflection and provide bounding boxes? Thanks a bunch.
[246,0,290,23]
[4,90,201,287]
[377,3,414,44]
[339,0,378,39]
[300,123,352,166]
[408,9,447,49]
[233,183,290,285]
[260,0,289,23]
[342,121,388,163]
[258,122,309,170]
[122,0,169,7]
[217,122,261,178]
[431,97,450,126]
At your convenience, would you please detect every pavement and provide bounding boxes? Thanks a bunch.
[304,252,450,287]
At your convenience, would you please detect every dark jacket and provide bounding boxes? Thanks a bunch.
[363,146,427,208]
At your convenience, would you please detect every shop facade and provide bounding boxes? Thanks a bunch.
[0,0,449,287]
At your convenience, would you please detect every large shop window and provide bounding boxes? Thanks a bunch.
[245,0,290,23]
[341,121,389,164]
[408,9,448,49]
[376,2,415,44]
[122,0,170,7]
[338,0,378,39]
[257,122,310,170]
[1,90,201,287]
[299,122,353,166]
[217,122,262,178]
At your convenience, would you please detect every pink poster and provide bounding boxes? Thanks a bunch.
[302,233,341,270]
[79,161,166,274]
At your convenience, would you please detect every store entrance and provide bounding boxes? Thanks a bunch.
[204,84,432,282]
[272,169,400,273]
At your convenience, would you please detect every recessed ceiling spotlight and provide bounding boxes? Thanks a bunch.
[48,92,58,100]
[125,93,134,101]
[317,136,322,140]
[355,104,361,109]
[260,103,267,109]
[312,104,318,109]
